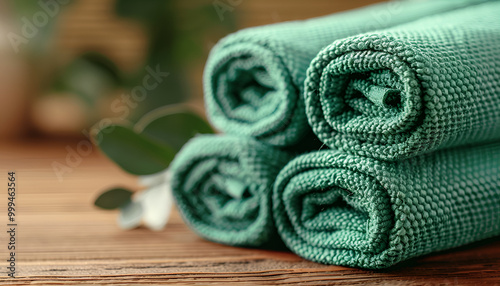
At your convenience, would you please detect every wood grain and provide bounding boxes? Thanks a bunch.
[0,139,499,285]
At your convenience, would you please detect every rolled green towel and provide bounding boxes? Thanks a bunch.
[273,142,500,269]
[170,135,292,247]
[204,0,488,147]
[305,1,500,161]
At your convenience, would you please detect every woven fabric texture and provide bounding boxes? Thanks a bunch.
[305,1,500,161]
[170,135,292,247]
[273,142,500,269]
[204,0,484,147]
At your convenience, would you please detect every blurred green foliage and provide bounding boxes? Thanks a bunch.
[94,187,133,210]
[8,0,236,123]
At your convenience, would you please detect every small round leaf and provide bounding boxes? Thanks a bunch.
[94,187,133,210]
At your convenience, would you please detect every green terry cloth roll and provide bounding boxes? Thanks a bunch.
[170,135,292,247]
[204,0,485,147]
[305,1,500,161]
[273,142,500,269]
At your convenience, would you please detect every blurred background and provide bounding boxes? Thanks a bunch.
[0,0,381,142]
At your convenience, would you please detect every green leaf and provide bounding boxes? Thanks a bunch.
[94,187,134,210]
[135,106,214,152]
[96,125,176,175]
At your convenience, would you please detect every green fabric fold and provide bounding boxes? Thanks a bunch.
[305,1,500,161]
[170,135,292,247]
[204,0,485,147]
[273,142,500,269]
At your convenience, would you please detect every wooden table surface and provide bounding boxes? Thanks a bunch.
[1,139,499,285]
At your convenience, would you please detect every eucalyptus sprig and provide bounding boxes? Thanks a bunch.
[93,105,214,230]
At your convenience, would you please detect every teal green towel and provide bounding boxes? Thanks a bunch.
[273,142,500,269]
[305,1,500,161]
[170,135,292,247]
[204,0,488,147]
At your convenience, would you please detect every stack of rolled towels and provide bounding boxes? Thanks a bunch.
[170,0,500,269]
